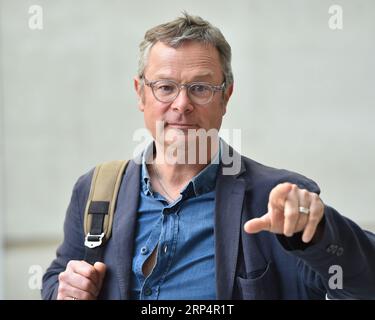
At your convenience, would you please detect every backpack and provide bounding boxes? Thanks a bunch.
[83,160,129,264]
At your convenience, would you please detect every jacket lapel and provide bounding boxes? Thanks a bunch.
[215,150,246,299]
[112,158,141,299]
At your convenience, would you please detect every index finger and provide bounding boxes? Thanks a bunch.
[66,260,100,285]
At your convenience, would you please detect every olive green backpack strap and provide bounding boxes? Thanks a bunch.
[83,160,129,265]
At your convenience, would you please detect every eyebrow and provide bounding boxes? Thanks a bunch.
[153,71,215,81]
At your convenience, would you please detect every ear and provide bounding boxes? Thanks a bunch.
[134,77,145,112]
[222,83,234,115]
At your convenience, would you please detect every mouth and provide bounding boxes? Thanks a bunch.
[166,123,198,130]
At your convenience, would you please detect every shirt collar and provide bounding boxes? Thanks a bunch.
[141,140,221,198]
[141,142,155,196]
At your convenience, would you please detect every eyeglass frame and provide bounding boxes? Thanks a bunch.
[141,76,226,105]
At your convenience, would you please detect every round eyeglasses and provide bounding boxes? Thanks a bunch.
[142,77,225,105]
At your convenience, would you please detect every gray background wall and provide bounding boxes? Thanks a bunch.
[0,0,374,299]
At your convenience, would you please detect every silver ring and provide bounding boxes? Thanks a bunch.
[72,297,78,300]
[298,206,310,215]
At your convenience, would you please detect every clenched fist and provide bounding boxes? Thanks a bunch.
[57,260,106,300]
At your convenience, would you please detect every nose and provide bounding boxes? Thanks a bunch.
[171,87,194,114]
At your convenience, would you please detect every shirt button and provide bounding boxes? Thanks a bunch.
[163,245,168,254]
[140,246,148,255]
[144,287,152,296]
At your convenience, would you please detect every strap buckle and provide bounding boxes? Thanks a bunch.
[84,233,105,249]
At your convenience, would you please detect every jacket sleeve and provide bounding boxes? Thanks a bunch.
[278,204,375,299]
[41,169,93,300]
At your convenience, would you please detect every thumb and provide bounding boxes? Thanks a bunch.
[93,262,106,284]
[244,213,271,234]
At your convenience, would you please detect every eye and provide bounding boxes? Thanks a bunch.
[190,84,211,96]
[154,82,177,95]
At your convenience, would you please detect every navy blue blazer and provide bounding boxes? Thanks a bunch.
[42,146,375,299]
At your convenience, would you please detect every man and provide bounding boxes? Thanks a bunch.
[42,13,375,300]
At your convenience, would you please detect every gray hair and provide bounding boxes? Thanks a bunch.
[138,12,233,87]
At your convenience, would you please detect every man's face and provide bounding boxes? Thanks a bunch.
[135,41,233,150]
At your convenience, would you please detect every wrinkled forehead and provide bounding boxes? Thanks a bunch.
[145,41,223,80]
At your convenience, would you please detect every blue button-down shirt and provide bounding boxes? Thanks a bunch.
[130,142,220,300]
